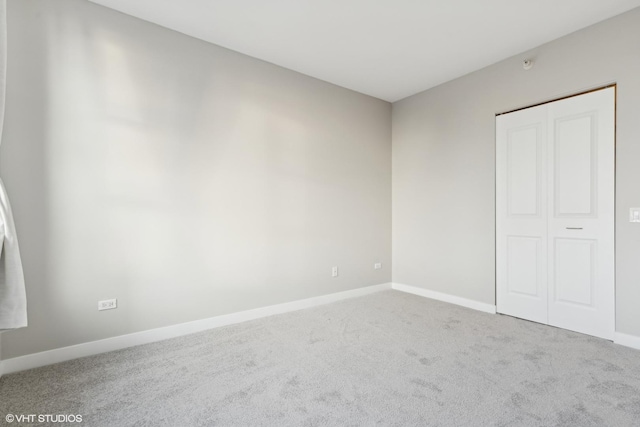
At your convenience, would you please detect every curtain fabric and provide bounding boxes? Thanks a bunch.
[0,0,27,330]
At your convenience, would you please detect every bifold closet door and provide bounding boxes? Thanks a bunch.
[496,105,548,325]
[496,87,615,340]
[546,89,615,340]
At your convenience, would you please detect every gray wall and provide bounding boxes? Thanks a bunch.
[392,8,640,336]
[0,0,391,359]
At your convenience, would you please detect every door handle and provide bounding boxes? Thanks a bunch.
[566,227,583,230]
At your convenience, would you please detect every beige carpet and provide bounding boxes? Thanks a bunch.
[1,290,640,426]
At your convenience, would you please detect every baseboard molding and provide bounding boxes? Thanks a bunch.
[614,332,640,350]
[391,282,497,314]
[0,283,392,376]
[390,283,640,349]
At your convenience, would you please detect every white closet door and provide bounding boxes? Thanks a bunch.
[496,105,548,324]
[547,88,615,340]
[496,87,615,340]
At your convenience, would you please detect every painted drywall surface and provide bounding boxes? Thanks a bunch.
[0,0,391,359]
[392,8,640,335]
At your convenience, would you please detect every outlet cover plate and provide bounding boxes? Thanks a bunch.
[98,299,117,311]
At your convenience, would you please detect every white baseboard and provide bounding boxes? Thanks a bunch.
[614,332,640,350]
[391,283,640,350]
[391,282,497,314]
[0,283,392,376]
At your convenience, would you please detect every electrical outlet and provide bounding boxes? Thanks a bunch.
[374,263,382,270]
[332,266,339,277]
[98,299,117,311]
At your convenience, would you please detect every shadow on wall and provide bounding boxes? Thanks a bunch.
[1,0,392,360]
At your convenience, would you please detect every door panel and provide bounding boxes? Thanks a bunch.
[547,88,615,340]
[496,106,547,324]
[507,236,542,297]
[554,114,596,216]
[508,127,539,216]
[553,238,596,307]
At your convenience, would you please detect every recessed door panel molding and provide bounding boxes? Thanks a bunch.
[553,238,596,307]
[554,113,597,217]
[497,86,615,340]
[507,236,542,298]
[507,126,541,216]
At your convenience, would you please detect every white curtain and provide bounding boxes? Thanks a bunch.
[0,0,26,330]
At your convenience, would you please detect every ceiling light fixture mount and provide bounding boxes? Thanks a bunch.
[523,59,534,70]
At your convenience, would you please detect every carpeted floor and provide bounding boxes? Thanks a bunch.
[1,290,640,426]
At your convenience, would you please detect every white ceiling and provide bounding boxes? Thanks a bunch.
[88,0,640,102]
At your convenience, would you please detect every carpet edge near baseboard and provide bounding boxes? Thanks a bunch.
[0,283,392,376]
[391,282,497,314]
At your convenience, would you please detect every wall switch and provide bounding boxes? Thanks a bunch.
[332,266,339,277]
[98,299,117,311]
[630,208,640,223]
[374,263,382,270]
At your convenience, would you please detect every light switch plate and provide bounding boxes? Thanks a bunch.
[630,208,640,223]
